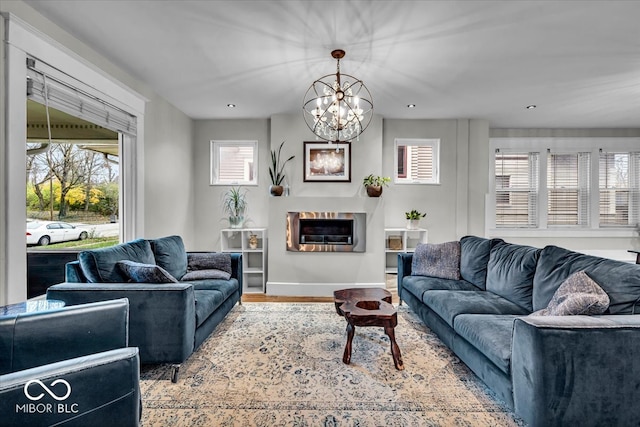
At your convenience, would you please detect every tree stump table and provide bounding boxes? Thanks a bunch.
[333,287,404,370]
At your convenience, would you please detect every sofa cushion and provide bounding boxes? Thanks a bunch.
[187,253,232,275]
[412,241,461,280]
[424,290,530,328]
[460,236,502,290]
[78,239,156,283]
[532,270,610,316]
[533,245,640,314]
[454,314,519,374]
[181,269,231,281]
[150,235,188,280]
[117,260,179,283]
[194,290,226,328]
[486,241,540,311]
[402,275,477,302]
[190,279,239,300]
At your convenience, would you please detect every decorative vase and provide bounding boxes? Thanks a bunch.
[366,185,383,197]
[407,219,420,230]
[248,234,258,249]
[270,185,284,196]
[229,216,244,229]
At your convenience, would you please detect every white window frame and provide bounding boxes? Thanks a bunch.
[210,140,258,186]
[393,138,440,185]
[487,137,640,238]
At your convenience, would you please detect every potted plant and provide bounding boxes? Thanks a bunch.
[222,186,247,228]
[405,209,426,229]
[363,174,391,197]
[269,141,295,196]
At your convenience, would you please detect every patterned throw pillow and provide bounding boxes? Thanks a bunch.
[186,252,232,274]
[531,270,609,316]
[411,241,461,280]
[181,269,231,281]
[117,260,179,284]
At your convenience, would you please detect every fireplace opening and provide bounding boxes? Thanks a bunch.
[286,211,365,252]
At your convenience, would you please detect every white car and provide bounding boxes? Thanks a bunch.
[26,221,89,246]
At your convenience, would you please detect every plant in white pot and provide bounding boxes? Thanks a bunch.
[363,174,391,197]
[222,186,248,228]
[405,209,426,229]
[269,141,295,196]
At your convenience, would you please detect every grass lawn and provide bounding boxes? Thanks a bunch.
[29,236,120,250]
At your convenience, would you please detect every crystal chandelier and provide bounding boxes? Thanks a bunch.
[303,49,373,143]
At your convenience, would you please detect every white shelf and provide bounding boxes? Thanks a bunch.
[384,228,428,274]
[220,228,267,293]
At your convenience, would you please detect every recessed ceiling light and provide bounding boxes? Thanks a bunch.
[525,105,537,109]
[407,104,416,108]
[227,103,236,108]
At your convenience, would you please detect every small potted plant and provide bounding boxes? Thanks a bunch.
[363,174,391,197]
[269,141,295,196]
[222,186,247,228]
[405,209,426,229]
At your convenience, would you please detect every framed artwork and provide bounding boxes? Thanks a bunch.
[303,141,351,182]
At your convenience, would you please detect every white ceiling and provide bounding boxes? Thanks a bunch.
[24,0,640,128]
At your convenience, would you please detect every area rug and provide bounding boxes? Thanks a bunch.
[139,303,525,426]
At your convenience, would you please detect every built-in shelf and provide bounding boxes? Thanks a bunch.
[384,228,428,274]
[220,228,267,294]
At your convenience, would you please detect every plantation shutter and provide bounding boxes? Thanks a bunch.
[599,151,640,226]
[26,58,137,136]
[495,151,539,228]
[547,152,590,226]
[408,145,434,181]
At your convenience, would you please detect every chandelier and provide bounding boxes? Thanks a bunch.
[303,49,373,143]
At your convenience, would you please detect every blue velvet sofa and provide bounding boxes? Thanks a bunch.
[46,235,242,381]
[398,236,640,427]
[0,299,140,426]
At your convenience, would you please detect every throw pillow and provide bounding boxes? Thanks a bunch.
[117,260,179,284]
[531,270,610,316]
[181,269,231,281]
[186,252,232,275]
[411,241,461,280]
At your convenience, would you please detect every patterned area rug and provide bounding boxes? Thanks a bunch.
[140,303,525,426]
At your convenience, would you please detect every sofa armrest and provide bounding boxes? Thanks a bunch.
[0,347,140,427]
[47,283,196,364]
[397,253,413,302]
[1,299,129,375]
[228,253,243,296]
[511,315,640,427]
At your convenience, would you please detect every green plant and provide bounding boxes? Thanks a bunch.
[222,187,247,217]
[405,209,426,220]
[269,141,295,186]
[362,174,391,187]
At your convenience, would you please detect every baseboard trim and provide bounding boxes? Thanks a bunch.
[266,282,386,297]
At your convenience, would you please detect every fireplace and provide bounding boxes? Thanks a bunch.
[286,211,366,252]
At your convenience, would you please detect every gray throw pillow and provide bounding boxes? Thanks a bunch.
[117,260,179,284]
[186,252,232,274]
[181,269,231,281]
[531,270,609,316]
[411,241,461,280]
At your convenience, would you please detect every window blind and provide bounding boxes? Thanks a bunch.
[599,151,640,227]
[547,152,590,227]
[495,151,539,227]
[26,58,137,136]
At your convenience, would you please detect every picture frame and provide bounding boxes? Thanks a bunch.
[303,141,351,182]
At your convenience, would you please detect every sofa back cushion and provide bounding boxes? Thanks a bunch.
[533,245,640,314]
[78,239,156,283]
[486,241,541,311]
[460,236,503,290]
[150,235,188,280]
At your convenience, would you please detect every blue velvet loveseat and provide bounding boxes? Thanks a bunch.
[398,236,640,427]
[46,235,242,381]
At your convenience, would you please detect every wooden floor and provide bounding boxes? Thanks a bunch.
[242,275,399,304]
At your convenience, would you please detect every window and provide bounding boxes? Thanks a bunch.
[599,152,640,227]
[489,138,640,235]
[494,151,539,228]
[394,139,439,184]
[210,140,258,186]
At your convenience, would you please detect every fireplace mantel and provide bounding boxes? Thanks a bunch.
[267,197,386,296]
